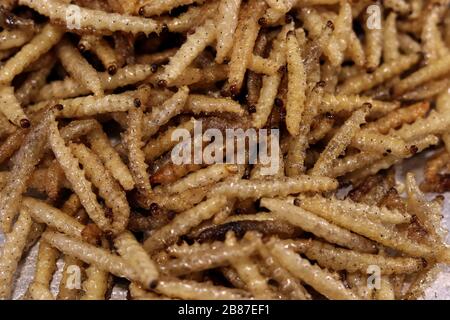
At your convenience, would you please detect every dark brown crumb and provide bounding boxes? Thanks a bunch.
[107,64,117,75]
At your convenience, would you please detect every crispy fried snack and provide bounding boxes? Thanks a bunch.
[2,0,450,301]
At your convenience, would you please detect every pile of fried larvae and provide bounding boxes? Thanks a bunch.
[1,0,450,300]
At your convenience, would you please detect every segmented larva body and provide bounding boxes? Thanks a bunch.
[0,86,29,127]
[140,0,205,17]
[211,176,339,199]
[48,117,111,232]
[338,54,420,94]
[36,64,153,101]
[154,279,250,300]
[114,231,159,288]
[261,198,377,253]
[0,23,63,85]
[0,209,33,299]
[19,0,160,35]
[70,143,130,234]
[29,92,138,117]
[268,240,360,300]
[143,197,228,253]
[43,231,138,281]
[57,39,104,97]
[22,197,85,238]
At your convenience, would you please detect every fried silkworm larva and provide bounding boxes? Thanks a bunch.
[0,208,33,299]
[48,115,111,232]
[19,0,160,35]
[0,23,63,85]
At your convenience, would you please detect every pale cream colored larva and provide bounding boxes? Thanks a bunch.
[18,0,159,35]
[0,23,63,85]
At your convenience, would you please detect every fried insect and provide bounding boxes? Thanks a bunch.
[364,102,430,134]
[215,0,242,64]
[0,128,28,165]
[124,107,152,206]
[154,278,250,300]
[0,107,56,232]
[22,197,84,238]
[79,35,119,75]
[338,54,419,94]
[210,176,338,199]
[19,0,159,35]
[310,107,367,176]
[159,20,216,84]
[143,86,189,139]
[81,263,110,300]
[226,0,266,93]
[252,23,293,128]
[2,0,450,301]
[394,54,450,96]
[28,240,59,300]
[224,232,274,299]
[194,219,299,242]
[15,55,55,105]
[36,64,153,101]
[299,195,443,259]
[285,239,424,274]
[160,232,259,276]
[29,92,140,118]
